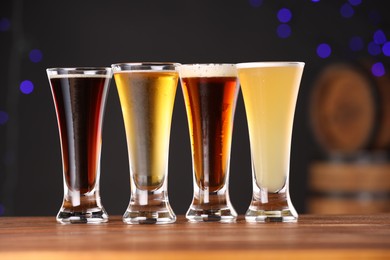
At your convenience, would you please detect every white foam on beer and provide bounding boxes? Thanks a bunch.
[236,62,305,69]
[48,74,111,79]
[113,70,177,74]
[177,64,237,78]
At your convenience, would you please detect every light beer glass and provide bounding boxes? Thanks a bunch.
[47,67,111,224]
[112,63,178,224]
[177,64,239,222]
[236,62,304,222]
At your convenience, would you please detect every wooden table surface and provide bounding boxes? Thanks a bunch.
[0,214,389,259]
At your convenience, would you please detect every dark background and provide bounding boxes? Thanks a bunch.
[0,0,389,217]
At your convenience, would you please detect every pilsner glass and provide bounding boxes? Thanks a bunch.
[236,62,304,223]
[112,62,179,224]
[177,64,239,222]
[47,67,112,224]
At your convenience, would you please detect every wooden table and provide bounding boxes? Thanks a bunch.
[0,215,389,259]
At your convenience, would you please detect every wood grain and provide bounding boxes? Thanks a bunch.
[308,162,390,214]
[0,215,390,259]
[310,162,390,192]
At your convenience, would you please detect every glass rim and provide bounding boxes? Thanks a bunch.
[46,67,112,78]
[46,67,112,72]
[236,62,305,68]
[111,62,181,72]
[179,63,236,67]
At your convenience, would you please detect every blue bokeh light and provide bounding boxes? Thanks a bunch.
[373,30,387,45]
[0,111,9,125]
[369,10,381,25]
[20,80,34,94]
[249,0,263,8]
[340,3,354,18]
[29,49,43,63]
[371,62,385,77]
[317,43,331,58]
[382,42,390,56]
[311,0,320,2]
[367,41,381,56]
[349,36,364,51]
[0,17,10,32]
[348,0,362,6]
[277,24,291,38]
[277,8,292,23]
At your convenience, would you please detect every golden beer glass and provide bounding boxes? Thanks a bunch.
[112,63,179,224]
[177,64,239,222]
[237,62,304,222]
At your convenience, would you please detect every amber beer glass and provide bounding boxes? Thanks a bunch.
[237,62,304,222]
[47,67,111,224]
[178,64,239,222]
[112,63,179,224]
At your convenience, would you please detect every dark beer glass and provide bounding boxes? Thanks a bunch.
[177,64,239,222]
[47,67,111,224]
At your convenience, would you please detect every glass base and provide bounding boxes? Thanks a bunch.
[186,207,237,223]
[245,208,297,223]
[123,190,176,224]
[245,189,298,223]
[123,210,176,224]
[186,190,237,223]
[56,209,108,224]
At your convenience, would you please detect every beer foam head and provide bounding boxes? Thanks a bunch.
[47,74,111,79]
[177,64,237,78]
[236,62,305,69]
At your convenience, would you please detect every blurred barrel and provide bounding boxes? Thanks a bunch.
[308,62,390,214]
[308,162,390,214]
[310,62,390,154]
